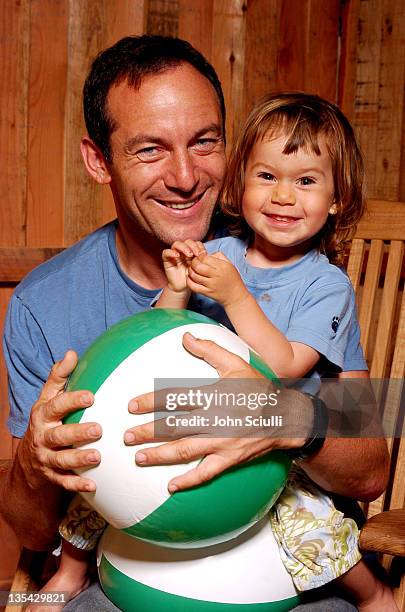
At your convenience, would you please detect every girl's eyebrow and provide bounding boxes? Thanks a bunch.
[250,161,325,176]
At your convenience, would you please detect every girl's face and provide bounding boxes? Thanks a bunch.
[242,131,336,264]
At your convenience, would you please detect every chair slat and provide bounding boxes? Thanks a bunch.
[370,241,404,378]
[346,238,365,292]
[358,240,384,359]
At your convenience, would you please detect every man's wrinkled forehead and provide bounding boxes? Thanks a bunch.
[106,63,224,138]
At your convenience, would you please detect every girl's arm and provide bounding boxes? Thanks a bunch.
[187,252,319,378]
[155,240,206,310]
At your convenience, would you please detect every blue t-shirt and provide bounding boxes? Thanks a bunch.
[4,227,366,438]
[191,236,366,380]
[4,222,159,437]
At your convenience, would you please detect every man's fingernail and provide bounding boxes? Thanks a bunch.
[88,426,100,437]
[128,400,138,413]
[85,483,96,492]
[124,432,135,444]
[81,393,92,404]
[168,483,178,493]
[88,452,99,463]
[136,452,147,464]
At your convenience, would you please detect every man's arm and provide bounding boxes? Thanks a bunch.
[301,368,389,501]
[0,352,102,550]
[126,335,389,500]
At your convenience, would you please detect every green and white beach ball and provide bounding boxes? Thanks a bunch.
[98,517,300,611]
[66,309,290,548]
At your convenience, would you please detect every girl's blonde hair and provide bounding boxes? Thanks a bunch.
[221,92,365,265]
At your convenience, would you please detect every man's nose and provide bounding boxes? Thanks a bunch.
[271,181,296,205]
[164,150,199,193]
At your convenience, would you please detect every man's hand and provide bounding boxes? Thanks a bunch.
[125,333,310,492]
[17,350,102,492]
[187,251,250,308]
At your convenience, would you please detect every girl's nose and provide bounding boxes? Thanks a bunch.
[271,182,296,205]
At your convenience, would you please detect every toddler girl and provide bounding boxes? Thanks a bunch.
[156,92,397,611]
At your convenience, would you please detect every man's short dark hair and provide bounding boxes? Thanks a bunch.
[83,35,226,162]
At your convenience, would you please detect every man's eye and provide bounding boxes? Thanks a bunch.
[194,138,218,153]
[136,147,162,161]
[298,176,315,185]
[258,172,276,182]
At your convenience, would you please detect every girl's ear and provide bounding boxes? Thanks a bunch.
[329,202,338,215]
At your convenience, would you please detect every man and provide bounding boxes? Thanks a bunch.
[1,36,388,610]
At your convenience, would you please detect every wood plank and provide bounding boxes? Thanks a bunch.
[0,0,29,248]
[359,509,405,555]
[370,241,404,378]
[338,0,361,121]
[358,240,384,359]
[379,290,405,467]
[348,0,383,198]
[103,0,146,49]
[211,0,246,149]
[374,0,405,200]
[243,0,280,118]
[147,0,179,37]
[64,0,106,247]
[0,248,63,283]
[390,437,405,510]
[26,0,68,247]
[305,0,341,102]
[356,200,405,240]
[100,1,147,228]
[178,0,213,62]
[346,238,365,293]
[390,288,405,380]
[278,0,340,102]
[277,0,307,93]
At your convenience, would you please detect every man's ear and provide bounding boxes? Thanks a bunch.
[80,137,111,184]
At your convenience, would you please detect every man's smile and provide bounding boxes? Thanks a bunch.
[154,190,207,210]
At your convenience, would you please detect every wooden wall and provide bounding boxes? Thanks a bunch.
[1,0,404,587]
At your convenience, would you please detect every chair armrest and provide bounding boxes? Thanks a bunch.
[359,509,405,556]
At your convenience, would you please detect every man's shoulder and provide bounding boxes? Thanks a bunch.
[15,222,116,300]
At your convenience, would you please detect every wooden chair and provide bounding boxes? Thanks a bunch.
[2,199,405,610]
[346,200,405,608]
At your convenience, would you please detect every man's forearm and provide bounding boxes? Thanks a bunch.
[0,441,63,550]
[299,437,389,501]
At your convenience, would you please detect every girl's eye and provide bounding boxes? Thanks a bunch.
[298,176,315,186]
[258,172,276,182]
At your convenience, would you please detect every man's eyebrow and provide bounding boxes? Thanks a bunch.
[193,123,223,139]
[125,135,167,150]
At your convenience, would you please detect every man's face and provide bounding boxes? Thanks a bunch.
[105,63,226,246]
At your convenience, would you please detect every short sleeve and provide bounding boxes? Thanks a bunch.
[286,280,354,370]
[3,295,54,437]
[342,310,367,372]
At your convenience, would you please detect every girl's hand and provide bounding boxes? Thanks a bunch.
[187,251,250,308]
[162,240,206,293]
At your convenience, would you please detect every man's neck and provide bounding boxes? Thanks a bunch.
[115,224,167,290]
